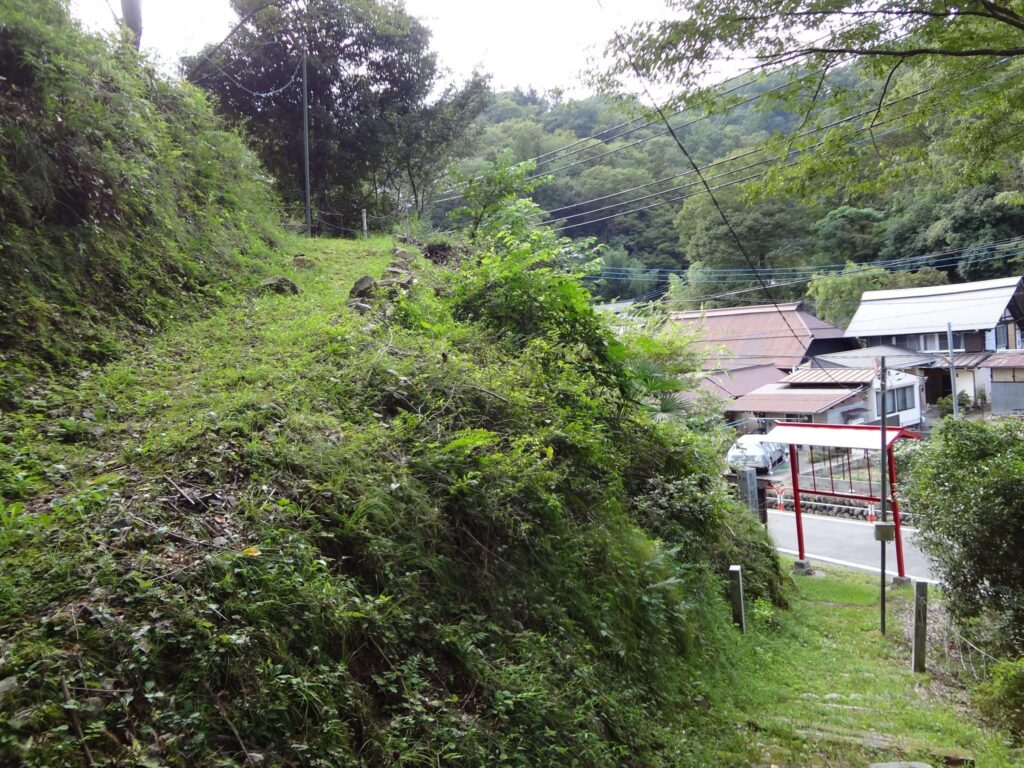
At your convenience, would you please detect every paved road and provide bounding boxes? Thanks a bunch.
[767,510,937,582]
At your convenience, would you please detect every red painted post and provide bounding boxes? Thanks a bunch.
[788,443,806,561]
[810,445,818,492]
[888,445,906,578]
[826,446,835,493]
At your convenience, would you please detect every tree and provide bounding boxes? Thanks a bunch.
[673,191,813,303]
[120,0,141,49]
[814,205,884,263]
[186,0,484,229]
[605,1,1024,188]
[376,73,491,215]
[905,418,1024,654]
[805,263,947,329]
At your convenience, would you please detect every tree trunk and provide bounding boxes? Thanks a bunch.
[121,0,142,49]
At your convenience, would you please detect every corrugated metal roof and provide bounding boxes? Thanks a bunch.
[812,345,936,370]
[669,302,846,370]
[781,368,875,385]
[845,276,1022,337]
[929,351,992,370]
[981,351,1024,368]
[765,422,922,450]
[699,364,785,399]
[730,383,866,414]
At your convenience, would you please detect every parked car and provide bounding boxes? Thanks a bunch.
[727,435,786,473]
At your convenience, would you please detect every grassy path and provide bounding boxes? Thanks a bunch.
[708,563,1021,766]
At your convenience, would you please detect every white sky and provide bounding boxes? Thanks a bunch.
[69,0,669,94]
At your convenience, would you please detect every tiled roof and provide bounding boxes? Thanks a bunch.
[669,302,845,371]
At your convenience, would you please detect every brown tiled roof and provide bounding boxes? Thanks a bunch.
[669,302,845,370]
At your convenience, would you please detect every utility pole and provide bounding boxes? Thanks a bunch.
[879,355,888,636]
[947,322,959,416]
[302,51,312,238]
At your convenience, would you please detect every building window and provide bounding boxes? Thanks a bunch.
[876,385,914,414]
[996,323,1009,350]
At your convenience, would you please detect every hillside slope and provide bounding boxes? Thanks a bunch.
[0,0,281,398]
[0,236,783,766]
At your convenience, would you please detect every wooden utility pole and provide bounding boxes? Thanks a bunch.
[302,51,312,237]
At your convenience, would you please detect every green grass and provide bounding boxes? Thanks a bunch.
[701,562,1023,767]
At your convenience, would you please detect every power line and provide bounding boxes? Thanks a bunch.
[594,1,945,395]
[592,238,1024,282]
[549,61,1017,232]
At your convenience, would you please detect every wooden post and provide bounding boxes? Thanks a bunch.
[362,208,368,239]
[912,580,928,673]
[729,565,746,633]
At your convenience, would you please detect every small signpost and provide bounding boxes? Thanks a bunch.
[729,565,746,634]
[913,581,928,673]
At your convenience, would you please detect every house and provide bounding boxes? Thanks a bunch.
[980,351,1024,414]
[669,302,856,403]
[844,276,1024,405]
[728,366,923,431]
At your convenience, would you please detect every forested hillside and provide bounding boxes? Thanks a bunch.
[442,77,1024,310]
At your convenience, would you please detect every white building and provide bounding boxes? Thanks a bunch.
[844,276,1024,405]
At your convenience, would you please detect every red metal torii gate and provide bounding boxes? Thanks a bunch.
[763,422,922,578]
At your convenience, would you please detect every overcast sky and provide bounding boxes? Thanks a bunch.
[69,0,668,95]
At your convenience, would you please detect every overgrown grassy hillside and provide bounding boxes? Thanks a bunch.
[0,235,783,766]
[0,0,281,399]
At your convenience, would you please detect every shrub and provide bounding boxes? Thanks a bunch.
[905,418,1024,653]
[977,658,1024,738]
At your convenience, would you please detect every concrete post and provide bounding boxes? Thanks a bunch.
[912,580,928,673]
[738,468,758,517]
[729,565,746,633]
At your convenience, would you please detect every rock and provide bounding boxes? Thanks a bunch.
[350,275,377,298]
[869,763,934,768]
[392,247,415,260]
[81,408,96,421]
[0,676,18,704]
[347,300,372,315]
[257,276,300,296]
[691,695,711,711]
[292,254,316,269]
[823,693,842,701]
[384,267,410,277]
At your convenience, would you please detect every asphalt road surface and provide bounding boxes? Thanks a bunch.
[767,510,936,582]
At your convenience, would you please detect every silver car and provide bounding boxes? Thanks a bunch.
[727,435,786,473]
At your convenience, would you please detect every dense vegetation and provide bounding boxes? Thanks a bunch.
[0,220,786,764]
[441,75,1024,307]
[0,0,281,395]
